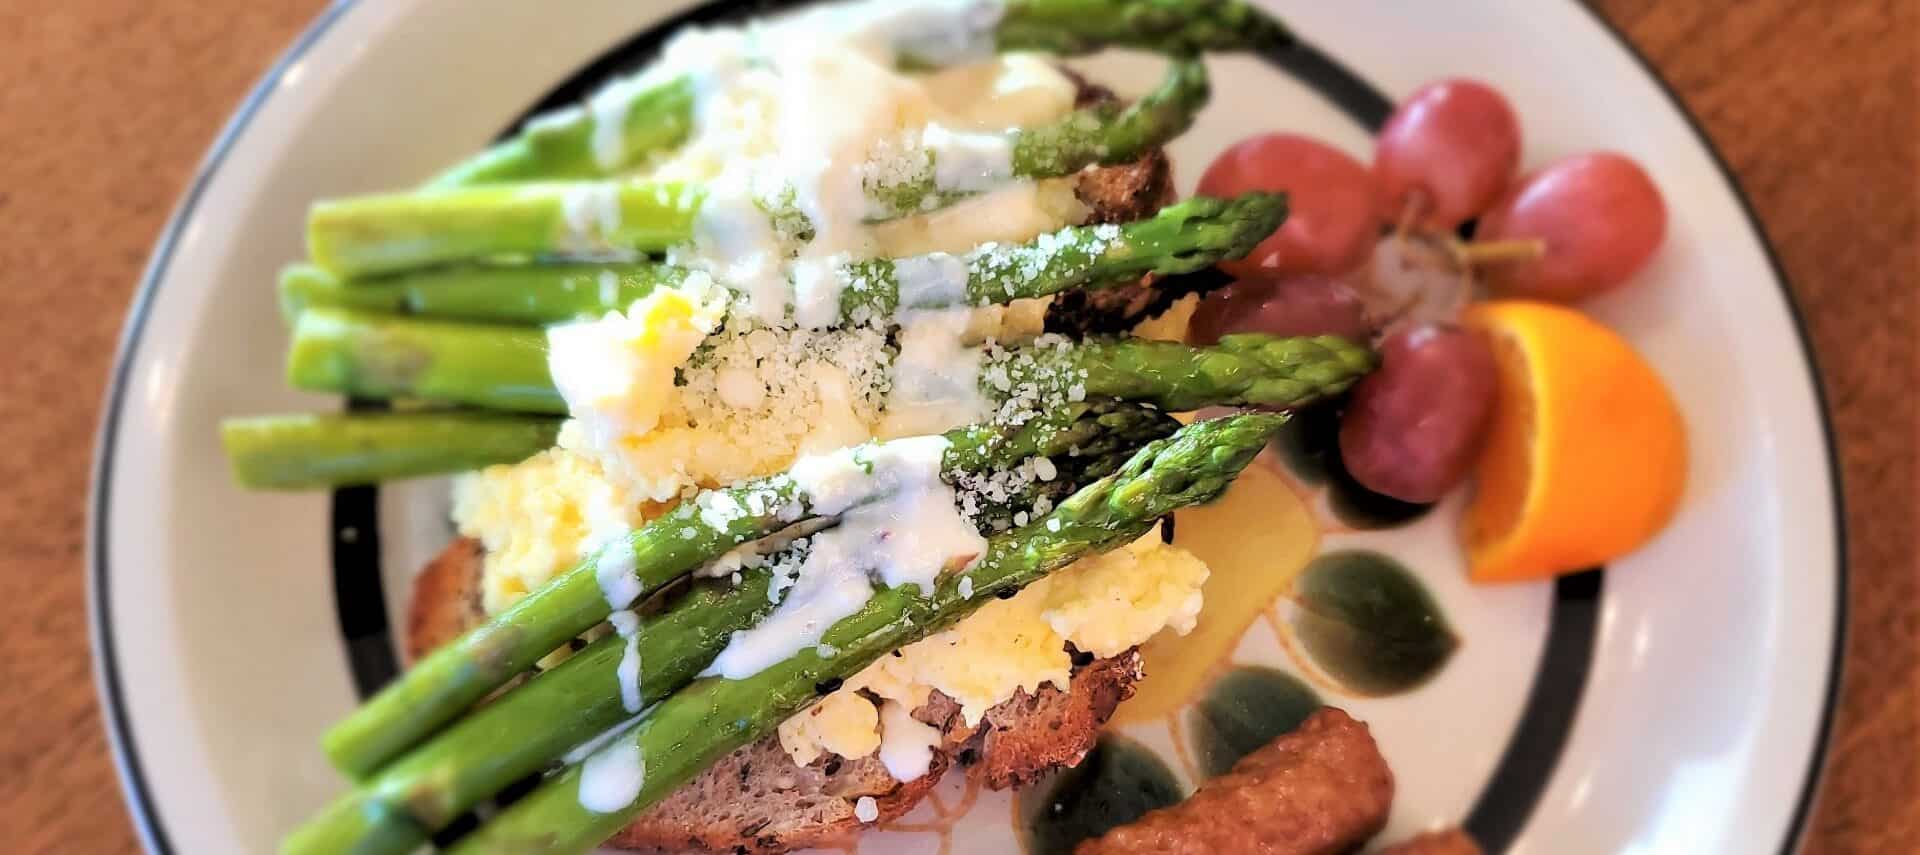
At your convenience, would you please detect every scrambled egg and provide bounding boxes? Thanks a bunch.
[775,535,1210,765]
[546,275,731,503]
[777,690,882,765]
[1040,533,1209,658]
[452,447,652,615]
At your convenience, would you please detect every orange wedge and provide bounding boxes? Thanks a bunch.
[1460,300,1687,582]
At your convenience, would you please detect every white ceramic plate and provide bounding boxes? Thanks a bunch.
[89,1,1843,853]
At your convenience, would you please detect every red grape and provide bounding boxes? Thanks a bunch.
[1338,324,1496,503]
[1476,152,1667,300]
[1374,79,1522,230]
[1188,274,1373,346]
[1198,133,1381,277]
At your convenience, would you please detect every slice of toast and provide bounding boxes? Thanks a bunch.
[406,537,1144,854]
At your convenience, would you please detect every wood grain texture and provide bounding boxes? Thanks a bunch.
[0,1,1908,854]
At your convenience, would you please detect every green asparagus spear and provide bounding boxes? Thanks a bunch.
[999,332,1378,412]
[306,180,704,278]
[286,308,566,414]
[323,401,1178,778]
[976,194,1281,300]
[284,571,778,855]
[284,305,1366,417]
[443,413,1283,855]
[864,59,1207,218]
[423,0,1288,189]
[425,75,697,188]
[997,0,1293,56]
[281,406,1165,854]
[284,193,1290,412]
[307,79,1253,278]
[278,262,683,325]
[847,193,1284,316]
[220,413,562,489]
[296,192,1280,331]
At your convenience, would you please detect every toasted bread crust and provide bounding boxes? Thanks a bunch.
[407,537,1146,854]
[925,650,1143,790]
[1047,148,1184,339]
[1075,146,1176,227]
[605,739,951,854]
[1041,69,1192,339]
[404,536,486,664]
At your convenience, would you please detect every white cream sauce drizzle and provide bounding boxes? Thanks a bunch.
[609,609,645,713]
[876,699,942,781]
[596,269,621,306]
[586,71,666,171]
[634,0,1031,323]
[892,251,970,310]
[594,537,642,610]
[922,124,1016,192]
[558,183,623,253]
[877,308,991,438]
[577,740,646,814]
[563,708,651,766]
[704,436,983,679]
[790,255,851,329]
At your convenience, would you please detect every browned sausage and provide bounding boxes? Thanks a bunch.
[1380,828,1483,855]
[1074,707,1393,855]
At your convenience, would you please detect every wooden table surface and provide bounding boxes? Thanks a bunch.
[0,1,1911,853]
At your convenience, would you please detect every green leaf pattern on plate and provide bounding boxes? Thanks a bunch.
[1017,735,1184,855]
[1186,666,1322,778]
[1291,549,1459,695]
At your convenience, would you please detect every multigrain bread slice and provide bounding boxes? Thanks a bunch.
[406,537,1144,854]
[404,536,487,663]
[607,737,951,853]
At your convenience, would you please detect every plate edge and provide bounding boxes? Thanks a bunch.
[1568,2,1850,853]
[84,3,363,853]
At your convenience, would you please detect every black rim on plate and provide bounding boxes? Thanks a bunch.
[87,2,1848,853]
